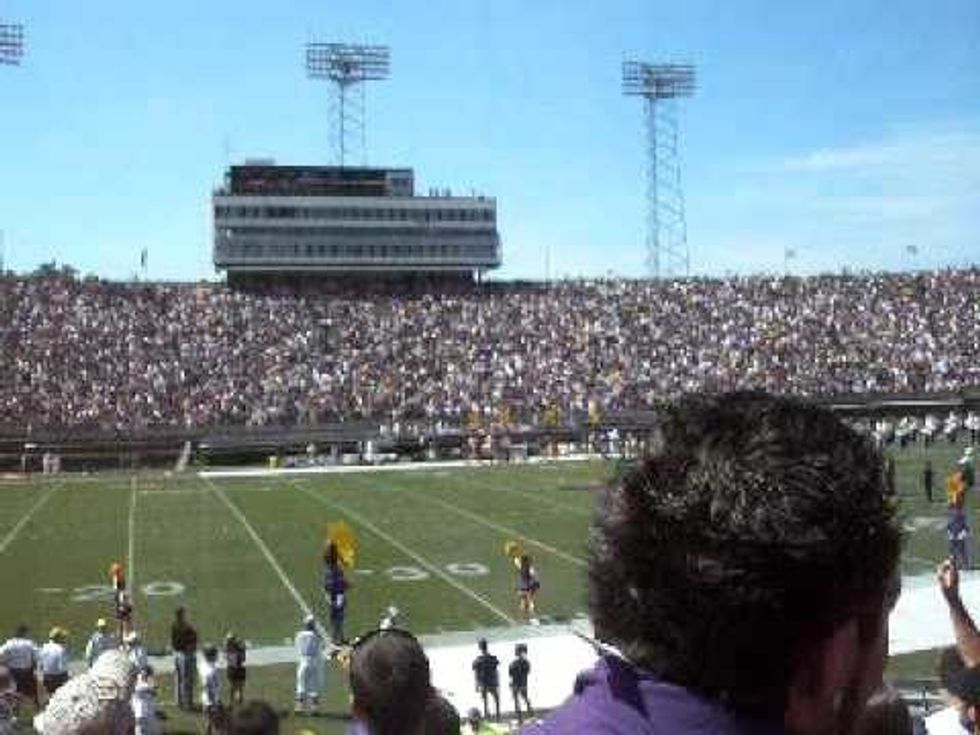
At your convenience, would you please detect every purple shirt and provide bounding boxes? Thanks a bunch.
[521,656,783,735]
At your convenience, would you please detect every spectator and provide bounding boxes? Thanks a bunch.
[1,270,977,433]
[463,707,507,734]
[942,667,980,735]
[171,606,198,710]
[925,461,935,503]
[225,631,247,705]
[949,503,971,570]
[294,615,324,714]
[0,625,38,706]
[131,665,158,735]
[201,645,222,734]
[37,627,70,699]
[0,666,18,734]
[421,694,461,735]
[348,628,436,735]
[924,647,968,734]
[509,643,532,723]
[124,630,149,672]
[84,617,117,668]
[854,687,919,735]
[33,649,135,735]
[227,700,280,735]
[472,638,500,721]
[524,392,902,734]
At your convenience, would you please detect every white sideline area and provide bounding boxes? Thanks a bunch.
[95,570,967,717]
[198,454,597,479]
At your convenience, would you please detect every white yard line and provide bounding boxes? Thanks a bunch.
[405,488,587,568]
[202,477,315,622]
[293,481,516,625]
[0,483,59,554]
[127,478,138,591]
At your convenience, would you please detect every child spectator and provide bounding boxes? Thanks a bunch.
[201,644,222,734]
[472,638,500,721]
[131,665,158,735]
[509,642,532,723]
[225,632,247,705]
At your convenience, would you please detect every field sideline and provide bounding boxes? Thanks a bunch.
[0,443,972,672]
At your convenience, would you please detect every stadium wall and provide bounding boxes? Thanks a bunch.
[1,391,978,473]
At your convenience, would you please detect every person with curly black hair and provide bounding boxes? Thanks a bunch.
[524,391,903,735]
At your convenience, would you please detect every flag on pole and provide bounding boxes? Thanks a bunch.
[140,248,147,269]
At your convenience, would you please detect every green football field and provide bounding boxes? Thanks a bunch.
[0,444,973,731]
[0,461,613,654]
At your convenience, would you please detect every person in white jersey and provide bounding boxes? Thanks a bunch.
[294,615,325,714]
[38,628,70,699]
[0,625,38,706]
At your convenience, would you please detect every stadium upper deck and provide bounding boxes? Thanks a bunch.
[212,164,501,286]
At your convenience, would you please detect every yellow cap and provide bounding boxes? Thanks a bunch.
[96,618,108,629]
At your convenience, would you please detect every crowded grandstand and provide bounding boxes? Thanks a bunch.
[1,268,977,432]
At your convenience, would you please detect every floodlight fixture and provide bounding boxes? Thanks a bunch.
[622,60,696,278]
[305,42,390,166]
[0,22,24,66]
[622,62,696,99]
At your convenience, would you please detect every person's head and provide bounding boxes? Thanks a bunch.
[325,542,339,567]
[516,643,527,658]
[520,554,532,574]
[124,630,140,646]
[478,638,488,654]
[303,614,316,632]
[226,700,280,735]
[175,606,185,622]
[95,618,108,632]
[421,694,460,735]
[13,624,28,638]
[946,666,980,730]
[466,707,483,728]
[203,645,218,663]
[349,628,433,735]
[588,392,902,735]
[853,688,913,735]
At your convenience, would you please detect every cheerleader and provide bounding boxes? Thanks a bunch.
[516,554,540,624]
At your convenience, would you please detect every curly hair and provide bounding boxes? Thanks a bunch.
[588,392,902,717]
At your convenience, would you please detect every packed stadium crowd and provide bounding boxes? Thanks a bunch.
[1,268,978,431]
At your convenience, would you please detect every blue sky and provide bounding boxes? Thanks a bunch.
[0,0,977,280]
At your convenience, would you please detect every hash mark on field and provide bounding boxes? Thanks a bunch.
[407,490,587,568]
[293,481,515,625]
[0,483,59,554]
[203,477,316,623]
[458,475,593,517]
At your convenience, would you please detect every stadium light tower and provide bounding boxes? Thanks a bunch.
[622,61,696,278]
[305,42,390,167]
[0,22,24,66]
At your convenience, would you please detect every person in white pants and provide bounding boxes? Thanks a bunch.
[294,615,324,714]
